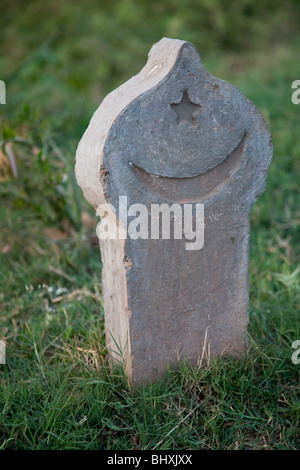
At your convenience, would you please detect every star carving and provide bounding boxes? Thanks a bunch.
[171,90,201,126]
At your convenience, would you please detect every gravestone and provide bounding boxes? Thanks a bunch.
[75,38,272,385]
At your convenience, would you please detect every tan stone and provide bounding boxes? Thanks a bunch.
[75,38,273,384]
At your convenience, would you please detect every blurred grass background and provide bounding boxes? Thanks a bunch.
[0,0,299,450]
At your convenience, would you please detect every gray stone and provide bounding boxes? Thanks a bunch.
[75,38,273,385]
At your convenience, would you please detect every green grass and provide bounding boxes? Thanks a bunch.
[0,1,299,450]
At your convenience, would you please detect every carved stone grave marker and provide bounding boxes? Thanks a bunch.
[75,38,272,384]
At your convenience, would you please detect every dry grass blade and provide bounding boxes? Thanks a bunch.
[51,288,102,305]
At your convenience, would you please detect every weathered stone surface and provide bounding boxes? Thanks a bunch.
[75,38,273,384]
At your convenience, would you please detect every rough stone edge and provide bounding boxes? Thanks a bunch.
[75,38,198,381]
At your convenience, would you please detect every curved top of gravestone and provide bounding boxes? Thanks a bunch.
[75,37,272,210]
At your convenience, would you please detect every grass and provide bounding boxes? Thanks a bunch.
[0,1,299,450]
